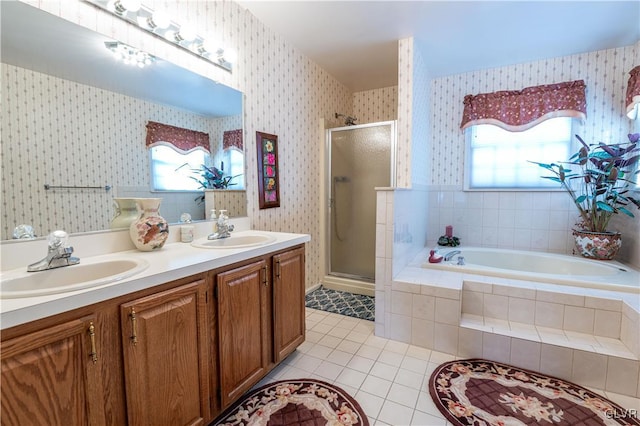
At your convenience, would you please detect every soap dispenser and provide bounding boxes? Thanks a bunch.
[210,209,217,233]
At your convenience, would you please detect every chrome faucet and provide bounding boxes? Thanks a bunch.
[27,230,80,272]
[443,250,461,261]
[207,209,234,240]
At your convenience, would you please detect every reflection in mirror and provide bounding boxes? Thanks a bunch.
[0,1,245,240]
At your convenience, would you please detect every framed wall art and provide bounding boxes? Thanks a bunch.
[256,131,280,209]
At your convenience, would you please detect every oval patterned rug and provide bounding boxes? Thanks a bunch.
[213,378,370,426]
[429,358,640,426]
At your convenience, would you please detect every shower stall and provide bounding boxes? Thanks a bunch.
[324,121,396,296]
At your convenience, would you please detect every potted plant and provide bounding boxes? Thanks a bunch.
[531,133,640,260]
[190,165,241,205]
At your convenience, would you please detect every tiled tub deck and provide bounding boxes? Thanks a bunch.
[377,254,640,398]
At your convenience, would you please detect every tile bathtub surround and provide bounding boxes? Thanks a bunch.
[256,308,640,425]
[377,256,640,398]
[462,280,640,358]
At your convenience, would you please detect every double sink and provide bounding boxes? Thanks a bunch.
[1,231,276,299]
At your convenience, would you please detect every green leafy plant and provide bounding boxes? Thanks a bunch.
[530,133,640,233]
[190,165,241,204]
[437,235,460,247]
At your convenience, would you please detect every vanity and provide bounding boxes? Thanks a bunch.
[0,221,310,426]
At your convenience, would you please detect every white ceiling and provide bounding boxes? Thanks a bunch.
[237,1,640,92]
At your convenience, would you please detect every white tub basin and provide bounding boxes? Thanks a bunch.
[0,258,149,299]
[191,232,276,249]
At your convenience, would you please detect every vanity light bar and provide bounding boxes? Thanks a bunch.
[84,0,234,72]
[104,41,155,68]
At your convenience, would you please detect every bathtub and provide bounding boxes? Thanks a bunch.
[422,247,639,293]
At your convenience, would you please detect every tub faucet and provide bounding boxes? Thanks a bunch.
[443,250,461,261]
[27,230,80,272]
[208,209,234,240]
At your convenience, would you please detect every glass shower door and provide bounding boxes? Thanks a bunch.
[328,121,394,282]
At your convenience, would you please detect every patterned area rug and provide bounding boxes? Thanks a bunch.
[213,379,370,426]
[429,358,640,426]
[305,286,374,321]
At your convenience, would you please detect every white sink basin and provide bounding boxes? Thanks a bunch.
[1,258,149,299]
[191,232,276,249]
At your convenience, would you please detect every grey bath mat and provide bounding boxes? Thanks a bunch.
[305,286,375,321]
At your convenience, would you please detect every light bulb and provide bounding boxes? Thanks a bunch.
[106,0,117,13]
[164,30,177,42]
[120,0,141,12]
[177,26,196,42]
[136,15,148,29]
[113,0,140,14]
[199,39,219,56]
[149,10,170,30]
[222,47,237,64]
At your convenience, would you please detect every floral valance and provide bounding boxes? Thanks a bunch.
[145,121,210,153]
[460,80,587,131]
[626,65,640,119]
[223,129,243,151]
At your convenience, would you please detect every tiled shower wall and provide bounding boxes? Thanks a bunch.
[428,44,640,267]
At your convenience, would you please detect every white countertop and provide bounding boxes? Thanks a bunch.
[0,229,310,329]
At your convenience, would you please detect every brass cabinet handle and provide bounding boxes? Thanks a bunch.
[262,266,268,286]
[88,322,98,364]
[275,260,281,279]
[130,308,138,345]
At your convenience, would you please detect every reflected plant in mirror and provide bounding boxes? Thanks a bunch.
[0,2,245,240]
[192,165,243,189]
[191,164,246,216]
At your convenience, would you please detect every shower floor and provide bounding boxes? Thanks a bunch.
[305,286,375,321]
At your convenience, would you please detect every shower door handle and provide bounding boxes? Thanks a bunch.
[329,198,334,208]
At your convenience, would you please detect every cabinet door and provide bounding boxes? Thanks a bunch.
[1,316,106,426]
[217,259,270,408]
[273,247,306,362]
[121,280,210,426]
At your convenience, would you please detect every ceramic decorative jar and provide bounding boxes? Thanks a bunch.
[110,198,139,230]
[129,198,169,251]
[572,229,622,260]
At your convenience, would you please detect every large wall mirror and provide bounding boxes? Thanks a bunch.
[0,1,245,240]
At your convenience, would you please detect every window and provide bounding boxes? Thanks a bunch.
[150,145,210,191]
[222,148,245,189]
[464,117,575,190]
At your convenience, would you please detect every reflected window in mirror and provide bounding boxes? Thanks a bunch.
[222,148,245,189]
[150,145,209,191]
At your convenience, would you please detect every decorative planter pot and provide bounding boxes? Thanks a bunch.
[129,198,169,251]
[110,198,139,230]
[572,229,622,260]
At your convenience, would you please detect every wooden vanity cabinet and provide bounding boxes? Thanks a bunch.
[214,245,306,411]
[120,279,210,426]
[0,243,306,425]
[1,315,107,426]
[272,246,306,362]
[216,258,271,408]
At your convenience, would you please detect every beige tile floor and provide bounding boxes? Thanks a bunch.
[255,308,640,425]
